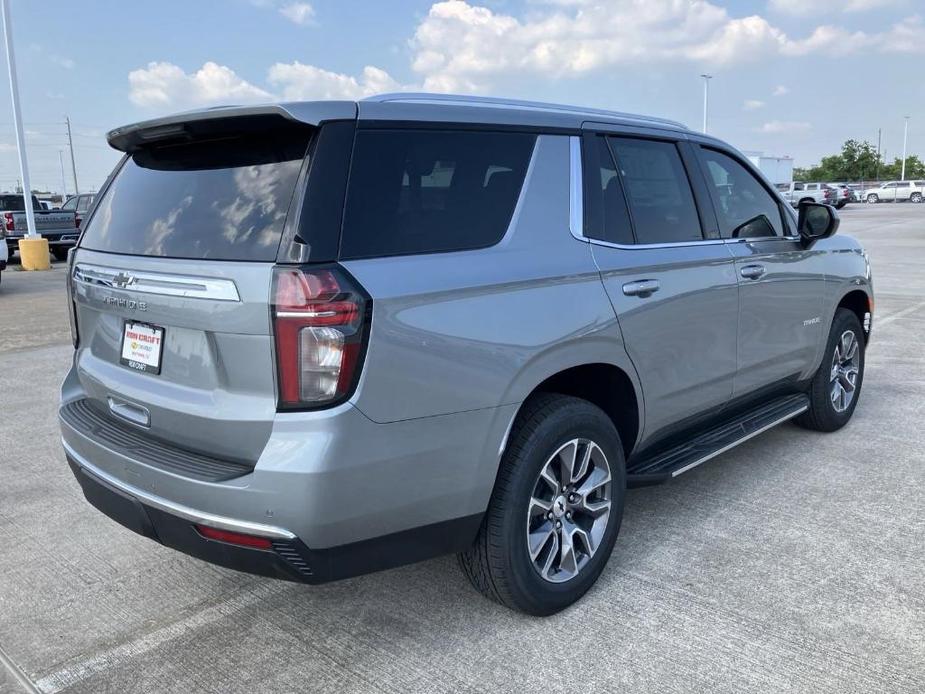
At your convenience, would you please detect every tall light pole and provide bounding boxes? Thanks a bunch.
[66,115,79,194]
[901,115,910,181]
[700,74,713,134]
[58,149,68,201]
[1,0,36,239]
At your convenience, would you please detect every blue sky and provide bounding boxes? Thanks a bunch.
[1,0,923,193]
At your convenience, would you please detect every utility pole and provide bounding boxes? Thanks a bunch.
[66,115,79,194]
[901,115,910,181]
[1,0,36,239]
[58,149,68,201]
[700,74,712,134]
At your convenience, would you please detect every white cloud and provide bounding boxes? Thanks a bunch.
[409,1,923,92]
[50,55,76,70]
[743,99,765,111]
[770,0,904,15]
[127,60,407,108]
[268,62,402,100]
[128,61,272,107]
[773,85,789,96]
[279,2,316,26]
[757,120,811,134]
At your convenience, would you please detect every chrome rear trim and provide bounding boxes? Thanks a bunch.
[63,439,296,540]
[73,263,240,302]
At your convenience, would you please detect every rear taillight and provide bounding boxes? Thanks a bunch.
[3,212,13,232]
[271,265,369,409]
[66,251,79,348]
[74,215,82,228]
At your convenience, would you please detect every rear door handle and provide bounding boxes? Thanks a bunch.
[622,279,660,297]
[739,264,766,280]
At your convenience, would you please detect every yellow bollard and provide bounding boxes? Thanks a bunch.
[18,237,51,271]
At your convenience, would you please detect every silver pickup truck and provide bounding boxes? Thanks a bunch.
[776,182,838,208]
[1,194,80,261]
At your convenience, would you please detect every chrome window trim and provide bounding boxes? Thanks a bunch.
[568,136,586,242]
[63,440,296,540]
[73,263,241,302]
[587,237,726,250]
[723,235,801,244]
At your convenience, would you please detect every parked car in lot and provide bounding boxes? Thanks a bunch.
[826,183,854,208]
[60,94,873,615]
[777,181,837,207]
[1,193,80,260]
[862,180,925,203]
[0,226,7,284]
[60,193,95,222]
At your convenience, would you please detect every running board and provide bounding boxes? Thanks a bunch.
[626,394,809,487]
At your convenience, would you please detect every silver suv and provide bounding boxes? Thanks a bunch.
[60,94,873,615]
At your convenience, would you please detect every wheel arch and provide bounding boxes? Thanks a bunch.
[510,363,641,461]
[837,289,872,343]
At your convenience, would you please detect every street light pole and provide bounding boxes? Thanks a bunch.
[66,115,79,194]
[700,74,712,134]
[58,149,68,202]
[1,0,36,239]
[901,115,910,181]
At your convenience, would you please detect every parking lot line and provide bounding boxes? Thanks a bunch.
[0,642,41,694]
[875,300,925,326]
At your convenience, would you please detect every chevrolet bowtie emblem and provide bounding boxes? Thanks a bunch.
[111,272,136,288]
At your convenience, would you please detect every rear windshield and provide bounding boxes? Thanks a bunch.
[80,132,309,261]
[339,129,536,259]
[0,195,42,211]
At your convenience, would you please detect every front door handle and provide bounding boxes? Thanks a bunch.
[739,264,766,280]
[622,279,660,297]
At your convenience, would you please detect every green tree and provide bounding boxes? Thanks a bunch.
[795,139,921,182]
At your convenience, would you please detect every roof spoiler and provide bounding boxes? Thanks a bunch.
[107,101,357,153]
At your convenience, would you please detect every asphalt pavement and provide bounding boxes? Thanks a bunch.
[1,204,923,693]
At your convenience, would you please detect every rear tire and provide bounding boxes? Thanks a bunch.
[911,192,922,203]
[867,194,879,204]
[52,247,69,262]
[458,394,626,616]
[796,308,865,432]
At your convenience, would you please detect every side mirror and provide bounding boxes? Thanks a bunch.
[797,202,839,246]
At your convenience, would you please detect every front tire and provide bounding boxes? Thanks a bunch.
[867,194,879,204]
[911,192,922,203]
[796,308,865,432]
[458,394,626,616]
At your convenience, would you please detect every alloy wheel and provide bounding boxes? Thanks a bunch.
[526,438,612,584]
[830,329,861,413]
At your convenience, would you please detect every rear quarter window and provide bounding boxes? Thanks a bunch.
[80,131,309,261]
[338,129,536,260]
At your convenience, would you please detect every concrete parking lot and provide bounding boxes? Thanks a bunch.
[1,204,923,693]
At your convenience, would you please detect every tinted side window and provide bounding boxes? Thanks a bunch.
[698,148,784,239]
[583,135,634,245]
[340,130,535,260]
[607,137,703,244]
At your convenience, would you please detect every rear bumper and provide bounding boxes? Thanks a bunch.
[7,231,78,252]
[66,445,483,583]
[59,364,515,581]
